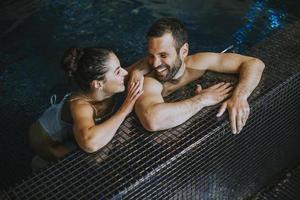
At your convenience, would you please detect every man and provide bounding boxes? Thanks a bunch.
[131,17,265,134]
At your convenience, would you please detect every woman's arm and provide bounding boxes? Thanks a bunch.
[71,101,127,153]
[71,82,143,153]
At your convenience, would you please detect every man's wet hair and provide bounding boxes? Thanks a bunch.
[147,17,188,52]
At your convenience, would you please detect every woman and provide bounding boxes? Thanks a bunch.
[29,47,144,164]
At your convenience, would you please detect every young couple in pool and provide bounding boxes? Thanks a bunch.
[29,17,265,162]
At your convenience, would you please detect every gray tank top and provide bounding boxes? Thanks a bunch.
[38,93,106,143]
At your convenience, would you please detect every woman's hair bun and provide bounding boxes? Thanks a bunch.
[60,46,112,90]
[61,47,85,78]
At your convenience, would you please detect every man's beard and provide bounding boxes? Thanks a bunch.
[155,56,182,82]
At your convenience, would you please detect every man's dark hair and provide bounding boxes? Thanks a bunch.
[147,17,188,52]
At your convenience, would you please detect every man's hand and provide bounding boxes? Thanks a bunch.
[128,70,144,93]
[195,82,233,107]
[217,96,250,134]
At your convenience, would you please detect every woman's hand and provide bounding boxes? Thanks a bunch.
[128,70,144,93]
[195,82,233,107]
[120,81,144,115]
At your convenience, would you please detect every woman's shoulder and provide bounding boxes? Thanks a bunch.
[69,93,108,119]
[68,101,95,123]
[69,96,93,111]
[67,92,116,120]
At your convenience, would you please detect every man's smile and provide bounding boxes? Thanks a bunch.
[155,65,168,73]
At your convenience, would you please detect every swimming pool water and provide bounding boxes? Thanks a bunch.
[0,0,299,189]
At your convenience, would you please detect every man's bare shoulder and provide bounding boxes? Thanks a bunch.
[143,76,163,93]
[186,52,220,71]
[135,76,164,109]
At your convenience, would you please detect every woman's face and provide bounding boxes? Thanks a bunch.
[102,53,128,94]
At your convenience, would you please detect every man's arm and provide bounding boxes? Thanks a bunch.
[135,77,232,131]
[126,57,151,75]
[189,52,265,134]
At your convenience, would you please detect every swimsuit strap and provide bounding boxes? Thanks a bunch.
[50,93,72,105]
[50,94,57,105]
